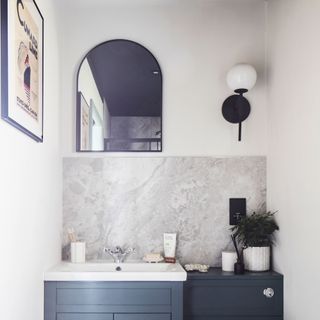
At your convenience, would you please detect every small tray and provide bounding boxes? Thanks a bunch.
[143,256,164,263]
[184,264,210,273]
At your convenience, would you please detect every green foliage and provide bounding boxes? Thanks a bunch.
[231,212,279,247]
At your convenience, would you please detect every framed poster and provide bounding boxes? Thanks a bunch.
[77,92,91,151]
[1,0,44,142]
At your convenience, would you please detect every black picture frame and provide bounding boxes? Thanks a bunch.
[1,0,44,142]
[76,91,92,151]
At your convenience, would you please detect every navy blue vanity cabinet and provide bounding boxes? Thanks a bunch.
[45,281,183,320]
[184,268,283,320]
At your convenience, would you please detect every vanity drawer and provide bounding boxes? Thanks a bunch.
[115,314,171,320]
[184,279,283,317]
[57,314,113,320]
[57,287,171,305]
[46,282,182,320]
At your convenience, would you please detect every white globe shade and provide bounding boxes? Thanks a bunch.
[226,64,257,91]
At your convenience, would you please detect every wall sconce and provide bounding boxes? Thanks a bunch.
[222,63,257,141]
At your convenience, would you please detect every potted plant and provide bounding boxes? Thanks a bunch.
[231,212,279,271]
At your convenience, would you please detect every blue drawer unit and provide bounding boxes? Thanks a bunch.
[184,269,283,320]
[45,281,183,320]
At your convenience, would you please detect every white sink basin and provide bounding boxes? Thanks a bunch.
[44,261,187,281]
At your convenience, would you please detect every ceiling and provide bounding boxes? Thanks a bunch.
[87,40,162,117]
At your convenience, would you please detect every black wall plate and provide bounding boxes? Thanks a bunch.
[222,95,250,124]
[222,94,251,141]
[229,198,246,225]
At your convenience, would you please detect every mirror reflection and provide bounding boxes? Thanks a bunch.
[76,39,162,152]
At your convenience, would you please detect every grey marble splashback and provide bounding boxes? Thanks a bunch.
[63,157,266,266]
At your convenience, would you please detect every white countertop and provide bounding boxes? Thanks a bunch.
[44,261,187,282]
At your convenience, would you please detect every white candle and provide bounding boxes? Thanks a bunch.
[222,251,237,272]
[71,241,86,263]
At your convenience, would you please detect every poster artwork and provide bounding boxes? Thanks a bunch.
[80,94,91,150]
[15,0,39,121]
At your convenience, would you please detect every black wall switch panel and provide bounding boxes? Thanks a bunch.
[229,198,246,225]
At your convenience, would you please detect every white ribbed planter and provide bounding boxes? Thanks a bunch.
[243,247,270,271]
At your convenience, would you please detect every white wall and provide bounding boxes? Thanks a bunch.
[0,1,62,320]
[58,0,268,156]
[267,0,320,318]
[78,58,104,120]
[79,58,105,150]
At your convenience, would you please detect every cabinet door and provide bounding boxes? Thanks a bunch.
[184,279,283,317]
[184,317,283,320]
[114,314,170,320]
[57,314,113,320]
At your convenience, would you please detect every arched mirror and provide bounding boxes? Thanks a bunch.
[76,39,162,152]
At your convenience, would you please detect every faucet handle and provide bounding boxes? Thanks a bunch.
[114,246,123,253]
[104,246,135,263]
[104,246,121,254]
[104,247,112,255]
[124,247,136,255]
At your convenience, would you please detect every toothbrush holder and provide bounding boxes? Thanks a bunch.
[70,241,86,263]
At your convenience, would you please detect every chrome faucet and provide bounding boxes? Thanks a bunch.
[104,246,135,263]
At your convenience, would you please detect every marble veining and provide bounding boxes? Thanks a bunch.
[63,157,266,266]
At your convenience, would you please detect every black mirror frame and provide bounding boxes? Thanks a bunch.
[76,39,163,152]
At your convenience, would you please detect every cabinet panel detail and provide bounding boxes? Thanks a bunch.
[115,314,170,320]
[57,288,171,305]
[57,314,113,320]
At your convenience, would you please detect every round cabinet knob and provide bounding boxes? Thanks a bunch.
[263,288,275,298]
